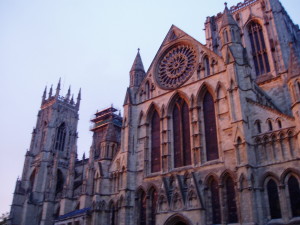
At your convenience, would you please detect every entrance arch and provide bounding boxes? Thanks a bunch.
[164,214,191,225]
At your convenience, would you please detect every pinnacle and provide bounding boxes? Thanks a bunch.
[221,2,238,28]
[130,48,145,73]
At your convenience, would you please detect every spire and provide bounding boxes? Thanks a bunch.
[55,78,61,97]
[42,86,47,105]
[288,42,300,79]
[130,49,146,87]
[65,86,71,101]
[130,48,145,73]
[221,2,238,28]
[76,88,81,109]
[48,85,53,98]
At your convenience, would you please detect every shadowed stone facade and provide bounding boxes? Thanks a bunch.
[9,0,300,224]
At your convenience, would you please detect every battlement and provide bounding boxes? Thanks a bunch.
[212,0,258,21]
[40,79,81,110]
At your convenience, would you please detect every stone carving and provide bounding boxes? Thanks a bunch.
[156,44,197,89]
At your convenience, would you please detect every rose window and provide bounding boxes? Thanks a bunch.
[156,44,197,89]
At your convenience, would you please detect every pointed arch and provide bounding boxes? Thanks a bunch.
[222,174,238,223]
[246,20,270,76]
[145,80,150,100]
[203,55,210,77]
[207,176,221,224]
[266,178,282,219]
[286,175,300,217]
[55,122,66,151]
[151,109,161,173]
[55,169,64,195]
[168,92,191,168]
[148,186,158,225]
[203,90,219,161]
[163,213,192,225]
[138,111,144,126]
[136,188,147,225]
[29,168,37,191]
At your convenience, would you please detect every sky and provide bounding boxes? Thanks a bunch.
[0,0,299,215]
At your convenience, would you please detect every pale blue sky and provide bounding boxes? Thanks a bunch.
[0,0,299,215]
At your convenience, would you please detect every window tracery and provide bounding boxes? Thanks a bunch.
[247,21,270,76]
[55,123,66,151]
[172,97,191,168]
[156,44,197,89]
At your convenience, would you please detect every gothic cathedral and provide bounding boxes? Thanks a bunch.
[8,0,300,224]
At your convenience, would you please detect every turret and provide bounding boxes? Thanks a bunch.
[219,3,241,48]
[129,48,145,87]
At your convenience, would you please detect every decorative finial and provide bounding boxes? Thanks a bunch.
[55,78,61,98]
[48,85,53,98]
[66,85,71,101]
[224,2,228,7]
[138,48,140,53]
[76,88,81,109]
[42,86,47,105]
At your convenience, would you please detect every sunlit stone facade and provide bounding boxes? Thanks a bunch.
[9,0,300,224]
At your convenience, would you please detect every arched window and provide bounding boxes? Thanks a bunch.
[248,21,270,76]
[225,177,238,223]
[151,110,161,173]
[278,120,282,129]
[145,81,150,100]
[231,28,235,41]
[267,179,282,219]
[203,92,219,161]
[149,189,158,225]
[204,56,210,76]
[173,98,191,168]
[138,191,147,225]
[210,179,221,224]
[223,29,229,43]
[55,123,66,151]
[29,169,37,191]
[256,120,262,133]
[56,170,64,195]
[109,202,115,225]
[288,176,300,217]
[268,120,273,131]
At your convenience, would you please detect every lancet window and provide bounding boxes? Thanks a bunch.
[172,97,191,168]
[203,92,219,161]
[151,110,161,173]
[248,21,270,76]
[288,176,300,217]
[55,123,66,151]
[267,179,282,219]
[225,176,238,223]
[210,179,221,224]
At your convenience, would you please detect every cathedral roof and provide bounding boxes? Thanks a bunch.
[130,49,145,73]
[221,3,238,29]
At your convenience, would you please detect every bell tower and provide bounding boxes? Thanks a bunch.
[9,79,81,225]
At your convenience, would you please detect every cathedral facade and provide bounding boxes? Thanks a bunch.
[9,0,300,224]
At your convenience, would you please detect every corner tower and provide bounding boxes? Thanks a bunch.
[9,80,81,225]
